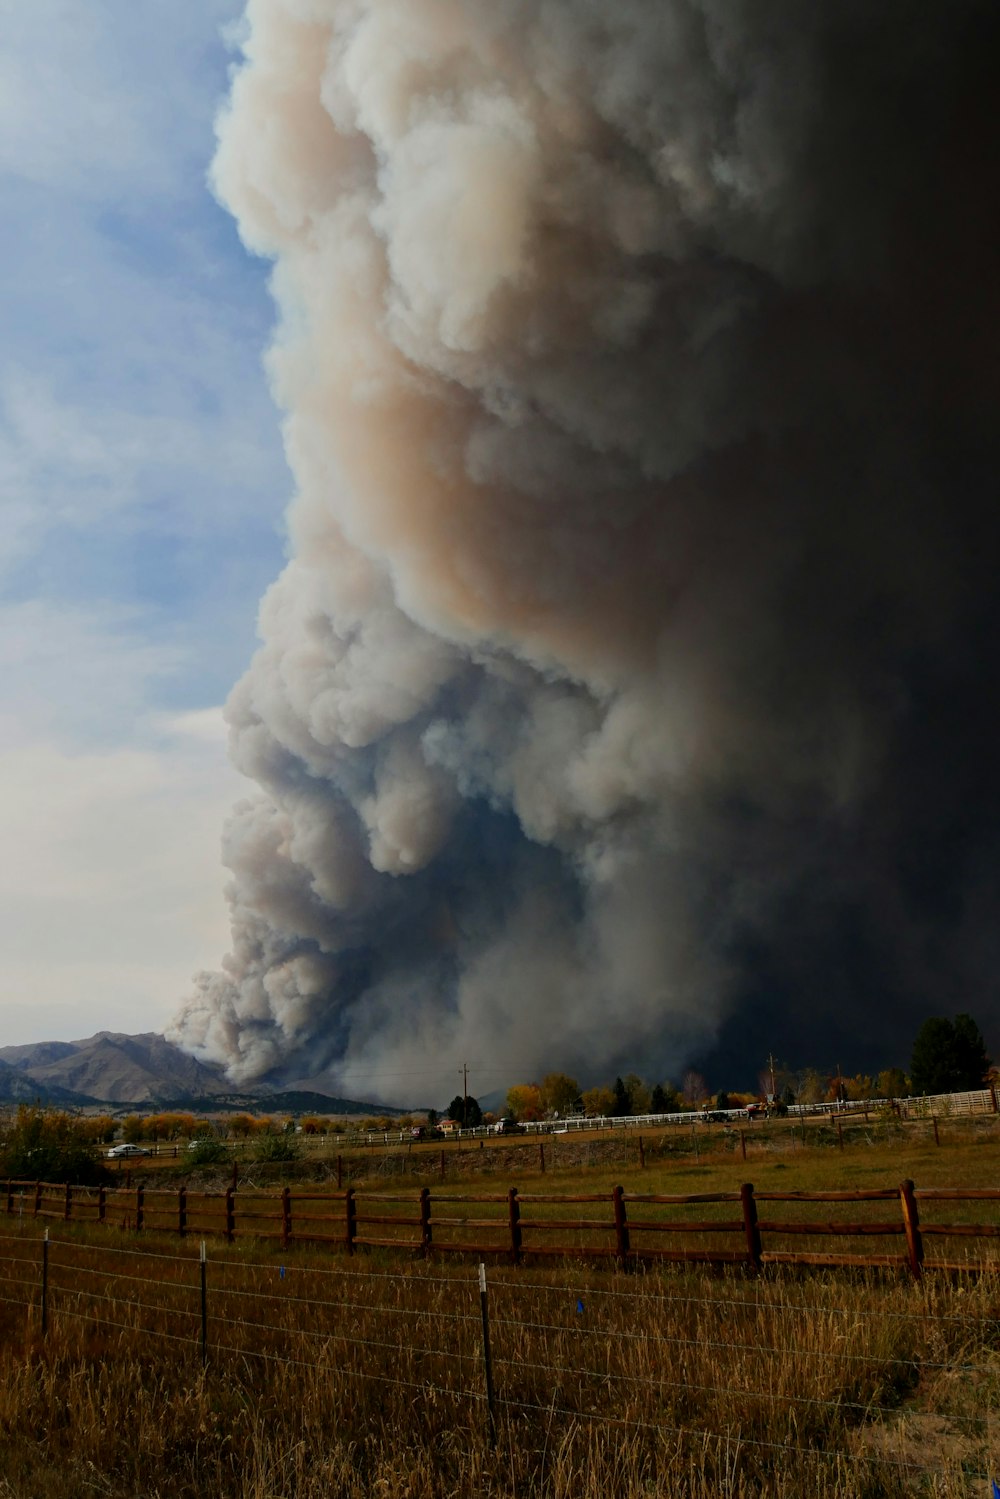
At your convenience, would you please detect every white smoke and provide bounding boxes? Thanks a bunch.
[168,0,1000,1097]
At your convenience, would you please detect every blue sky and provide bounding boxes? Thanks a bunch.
[0,1,288,1043]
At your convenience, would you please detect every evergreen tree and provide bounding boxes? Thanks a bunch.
[446,1094,482,1127]
[910,1014,990,1096]
[650,1083,668,1113]
[953,1013,990,1088]
[612,1076,630,1117]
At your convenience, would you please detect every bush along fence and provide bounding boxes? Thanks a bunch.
[6,1178,1000,1277]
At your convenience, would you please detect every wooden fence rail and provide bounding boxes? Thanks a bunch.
[6,1177,1000,1277]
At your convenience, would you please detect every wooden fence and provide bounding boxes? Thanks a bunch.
[7,1177,1000,1278]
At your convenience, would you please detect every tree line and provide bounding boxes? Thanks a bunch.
[498,1014,992,1122]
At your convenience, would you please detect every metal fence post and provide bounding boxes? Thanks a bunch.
[200,1240,208,1367]
[478,1263,497,1447]
[41,1228,49,1337]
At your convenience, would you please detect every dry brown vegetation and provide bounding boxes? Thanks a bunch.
[3,1116,1000,1496]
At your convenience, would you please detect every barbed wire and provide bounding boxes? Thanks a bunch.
[48,1284,200,1321]
[212,1281,480,1323]
[485,1274,996,1327]
[194,1311,478,1364]
[489,1312,931,1369]
[208,1337,482,1402]
[492,1393,955,1479]
[51,1303,202,1349]
[488,1351,919,1422]
[48,1259,199,1295]
[44,1237,197,1266]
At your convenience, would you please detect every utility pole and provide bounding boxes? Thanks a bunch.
[463,1063,469,1129]
[767,1053,777,1102]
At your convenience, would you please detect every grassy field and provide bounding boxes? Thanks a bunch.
[3,1116,1000,1497]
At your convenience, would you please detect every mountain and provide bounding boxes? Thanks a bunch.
[0,1055,98,1107]
[0,1032,228,1106]
[0,1033,409,1113]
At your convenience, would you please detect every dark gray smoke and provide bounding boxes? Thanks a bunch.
[167,0,1000,1099]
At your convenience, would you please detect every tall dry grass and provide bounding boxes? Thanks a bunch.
[2,1221,1000,1498]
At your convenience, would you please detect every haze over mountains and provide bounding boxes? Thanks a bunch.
[0,1031,397,1113]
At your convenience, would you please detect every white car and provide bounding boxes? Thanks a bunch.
[107,1143,149,1159]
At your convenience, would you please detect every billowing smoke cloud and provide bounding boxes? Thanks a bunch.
[168,0,1000,1100]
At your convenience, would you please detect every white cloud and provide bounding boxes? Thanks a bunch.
[0,693,246,1045]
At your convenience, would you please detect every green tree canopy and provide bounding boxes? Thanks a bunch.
[910,1014,990,1096]
[447,1094,482,1127]
[612,1076,630,1117]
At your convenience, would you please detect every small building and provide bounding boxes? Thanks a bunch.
[437,1118,459,1136]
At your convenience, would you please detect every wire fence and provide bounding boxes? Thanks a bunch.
[1,1224,999,1489]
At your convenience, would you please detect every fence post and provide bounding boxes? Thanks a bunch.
[5,1180,11,1216]
[345,1187,357,1254]
[64,1183,72,1222]
[990,1084,998,1115]
[41,1228,49,1337]
[225,1186,235,1243]
[98,1185,106,1226]
[200,1240,208,1368]
[33,1181,41,1218]
[419,1187,432,1255]
[178,1187,187,1238]
[507,1187,522,1265]
[899,1179,924,1280]
[932,1116,941,1147]
[478,1263,498,1447]
[440,1149,445,1180]
[612,1184,630,1259]
[336,1155,343,1191]
[836,1119,844,1150]
[639,1136,645,1169]
[740,1183,762,1274]
[281,1186,291,1248]
[135,1184,144,1234]
[539,1142,545,1173]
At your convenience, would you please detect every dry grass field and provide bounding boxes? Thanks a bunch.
[3,1114,1000,1497]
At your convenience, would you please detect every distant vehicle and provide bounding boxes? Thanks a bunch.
[745,1103,766,1119]
[492,1119,523,1136]
[409,1125,443,1141]
[107,1144,148,1159]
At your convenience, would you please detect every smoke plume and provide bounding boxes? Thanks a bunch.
[168,0,1000,1099]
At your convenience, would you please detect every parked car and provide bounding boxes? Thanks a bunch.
[493,1119,523,1135]
[745,1103,766,1119]
[107,1143,149,1159]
